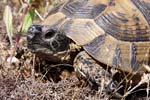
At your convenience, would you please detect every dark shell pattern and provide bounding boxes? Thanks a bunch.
[43,0,150,73]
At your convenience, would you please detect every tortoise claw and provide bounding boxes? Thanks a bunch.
[106,80,123,99]
[76,68,100,90]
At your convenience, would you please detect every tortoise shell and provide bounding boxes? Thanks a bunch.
[42,0,150,73]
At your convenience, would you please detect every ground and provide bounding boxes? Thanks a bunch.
[0,0,149,100]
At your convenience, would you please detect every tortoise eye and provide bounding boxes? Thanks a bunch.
[44,30,55,39]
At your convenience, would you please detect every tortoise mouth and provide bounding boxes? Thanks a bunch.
[27,42,69,62]
[27,42,49,53]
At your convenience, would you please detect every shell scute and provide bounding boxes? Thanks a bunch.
[61,0,107,18]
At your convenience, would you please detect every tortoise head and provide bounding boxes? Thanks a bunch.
[27,25,70,62]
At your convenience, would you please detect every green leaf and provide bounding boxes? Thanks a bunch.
[22,10,36,32]
[3,5,13,37]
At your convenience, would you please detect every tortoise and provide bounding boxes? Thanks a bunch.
[27,0,150,90]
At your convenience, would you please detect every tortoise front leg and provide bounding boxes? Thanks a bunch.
[73,51,112,90]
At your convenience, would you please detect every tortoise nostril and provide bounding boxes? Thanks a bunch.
[28,25,42,33]
[27,25,43,40]
[28,25,35,33]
